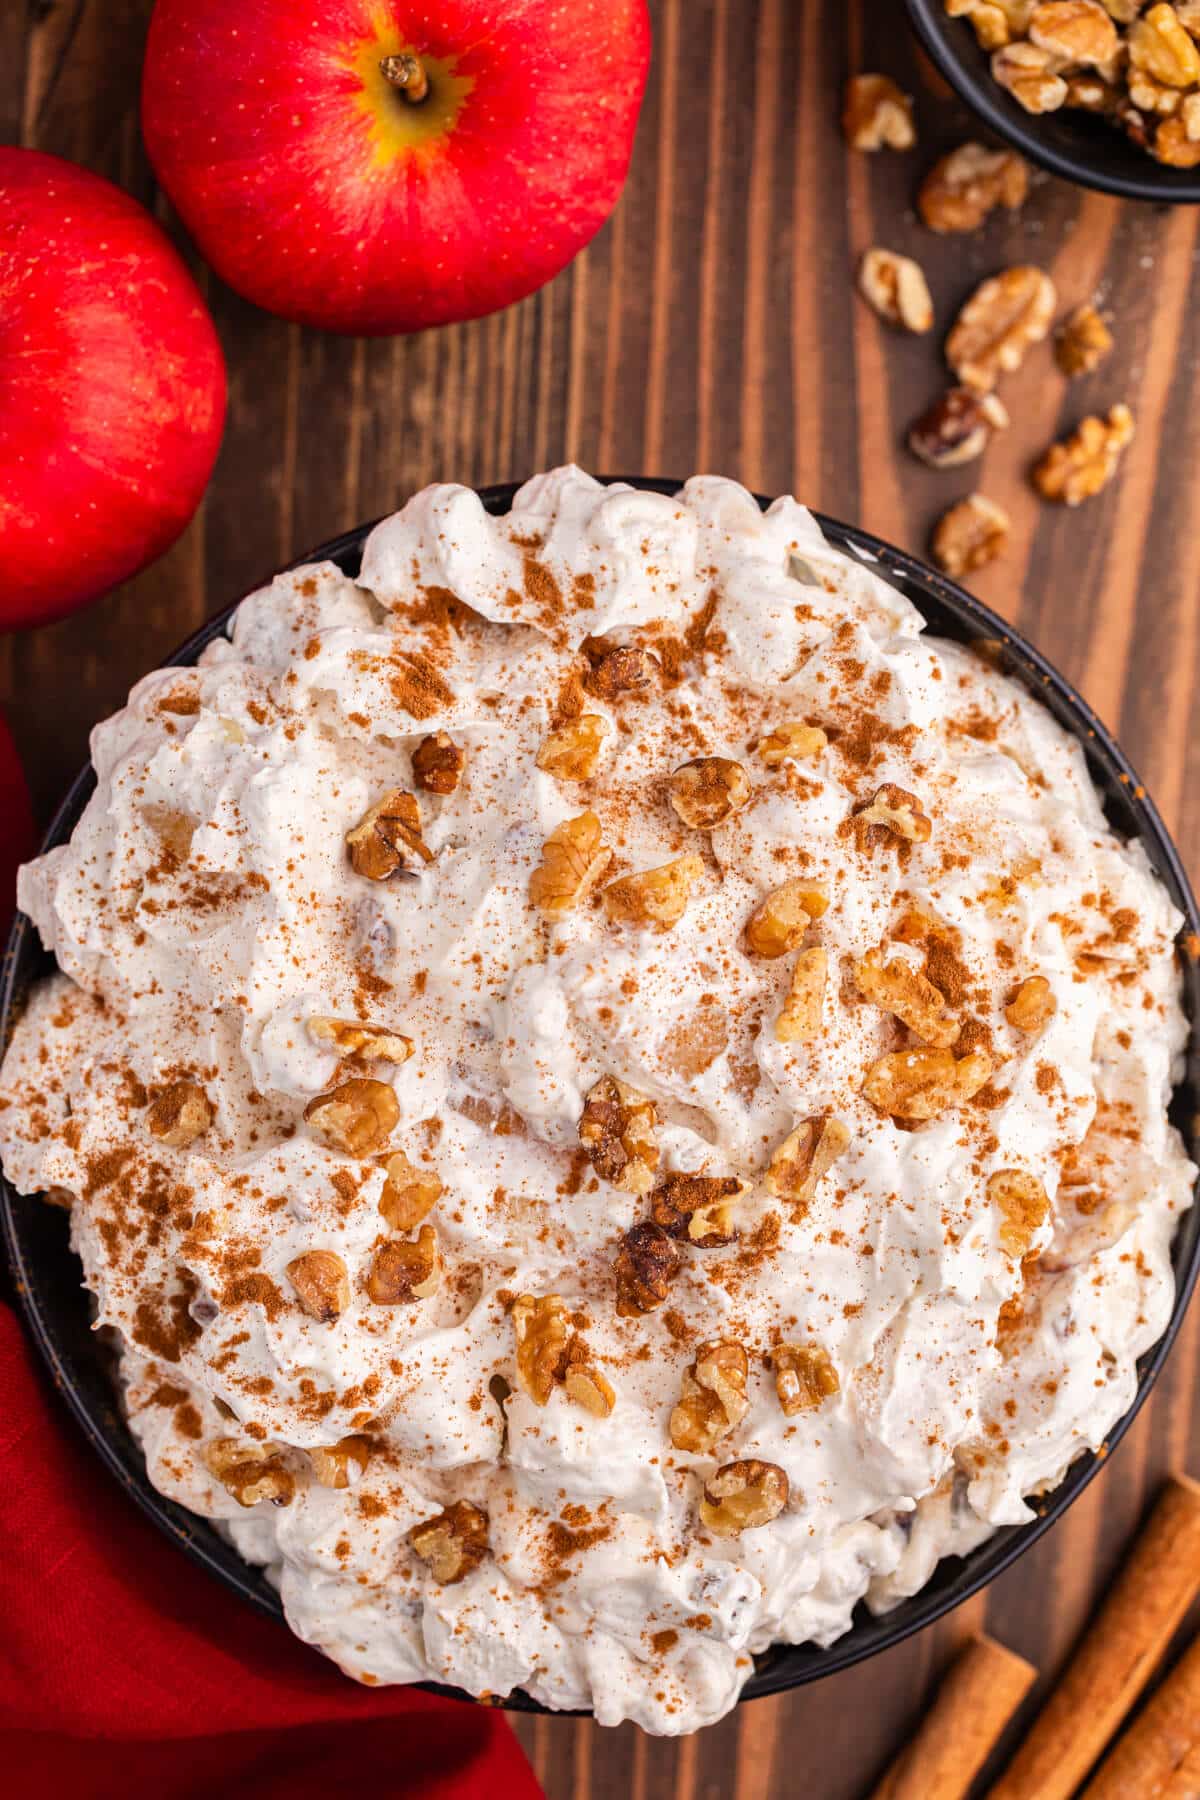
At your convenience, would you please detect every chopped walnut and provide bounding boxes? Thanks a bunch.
[745,879,828,958]
[305,1078,399,1155]
[854,946,961,1048]
[1129,67,1185,113]
[346,789,433,879]
[991,39,1070,110]
[529,810,612,917]
[409,1500,488,1584]
[945,0,1037,51]
[853,784,932,845]
[1156,111,1200,161]
[512,1293,570,1405]
[864,1047,994,1121]
[776,946,828,1044]
[932,494,1011,579]
[918,143,1029,233]
[578,1075,659,1193]
[1005,974,1057,1031]
[650,1173,746,1247]
[1055,303,1114,376]
[669,1342,750,1453]
[562,1348,616,1418]
[581,638,656,701]
[699,1459,789,1534]
[1033,404,1134,505]
[858,248,935,334]
[366,1224,439,1303]
[946,266,1057,393]
[757,722,828,766]
[286,1249,351,1322]
[666,756,752,828]
[989,1167,1050,1256]
[1064,71,1122,108]
[908,388,1009,470]
[146,1080,212,1149]
[614,1221,682,1316]
[204,1438,294,1507]
[1029,0,1120,63]
[766,1116,852,1214]
[841,73,917,150]
[1130,3,1200,84]
[773,1342,841,1417]
[378,1149,444,1230]
[411,731,465,795]
[536,714,609,780]
[307,1017,413,1064]
[602,855,704,931]
[309,1435,371,1489]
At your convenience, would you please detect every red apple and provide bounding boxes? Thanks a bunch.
[0,150,226,633]
[141,0,651,337]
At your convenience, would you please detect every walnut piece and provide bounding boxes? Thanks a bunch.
[536,713,609,779]
[745,879,828,958]
[512,1294,570,1405]
[1033,404,1134,505]
[409,1500,488,1585]
[766,1116,852,1215]
[700,1459,789,1534]
[650,1173,746,1247]
[412,731,465,795]
[578,1075,659,1193]
[1155,112,1200,161]
[378,1149,444,1231]
[945,0,1037,50]
[146,1080,212,1149]
[1130,3,1200,84]
[562,1349,616,1418]
[669,1342,750,1453]
[757,722,828,766]
[1029,0,1120,63]
[989,1167,1050,1256]
[776,946,828,1044]
[602,854,704,931]
[991,39,1070,110]
[841,73,917,150]
[582,637,656,700]
[854,946,961,1048]
[1006,974,1057,1031]
[346,789,432,879]
[1055,303,1114,376]
[666,756,752,828]
[864,1047,993,1121]
[305,1077,399,1155]
[908,388,1009,469]
[858,248,935,334]
[307,1017,413,1064]
[529,810,612,917]
[932,494,1011,579]
[614,1221,682,1316]
[204,1438,294,1508]
[946,266,1057,393]
[309,1435,371,1489]
[366,1224,439,1303]
[853,783,932,845]
[773,1342,840,1417]
[918,142,1029,232]
[286,1249,351,1322]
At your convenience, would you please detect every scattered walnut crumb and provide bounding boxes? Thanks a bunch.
[918,142,1029,232]
[1055,303,1114,376]
[1032,404,1134,505]
[842,73,917,150]
[858,248,935,334]
[931,494,1011,579]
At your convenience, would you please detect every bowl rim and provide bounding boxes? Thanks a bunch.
[905,0,1200,205]
[3,476,1199,1715]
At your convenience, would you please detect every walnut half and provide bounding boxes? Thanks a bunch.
[946,266,1057,393]
[858,248,935,334]
[614,1221,682,1316]
[842,73,916,150]
[409,1500,489,1584]
[699,1460,789,1534]
[853,784,932,847]
[529,810,612,917]
[669,1342,750,1453]
[305,1078,399,1155]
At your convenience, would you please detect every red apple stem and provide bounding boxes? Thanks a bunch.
[380,52,430,104]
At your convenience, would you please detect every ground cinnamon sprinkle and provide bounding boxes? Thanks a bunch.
[217,1270,286,1320]
[132,1278,201,1364]
[388,649,455,720]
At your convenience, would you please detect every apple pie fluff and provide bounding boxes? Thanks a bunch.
[0,469,1194,1733]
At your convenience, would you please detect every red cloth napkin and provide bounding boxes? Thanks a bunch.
[0,710,541,1797]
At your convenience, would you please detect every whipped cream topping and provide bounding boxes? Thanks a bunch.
[1,468,1193,1734]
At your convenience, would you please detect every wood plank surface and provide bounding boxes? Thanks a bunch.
[4,2,1200,1795]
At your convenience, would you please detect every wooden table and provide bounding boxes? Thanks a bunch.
[5,2,1200,1794]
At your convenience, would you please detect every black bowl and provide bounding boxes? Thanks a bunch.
[906,0,1200,204]
[3,479,1199,1713]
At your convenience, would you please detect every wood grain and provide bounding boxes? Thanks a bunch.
[4,2,1200,1795]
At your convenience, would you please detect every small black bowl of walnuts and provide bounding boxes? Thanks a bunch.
[907,0,1200,201]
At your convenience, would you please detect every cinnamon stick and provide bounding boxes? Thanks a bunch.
[988,1474,1200,1800]
[1081,1633,1200,1799]
[870,1635,1037,1800]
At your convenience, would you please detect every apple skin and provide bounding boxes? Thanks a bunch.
[142,0,652,337]
[0,149,226,633]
